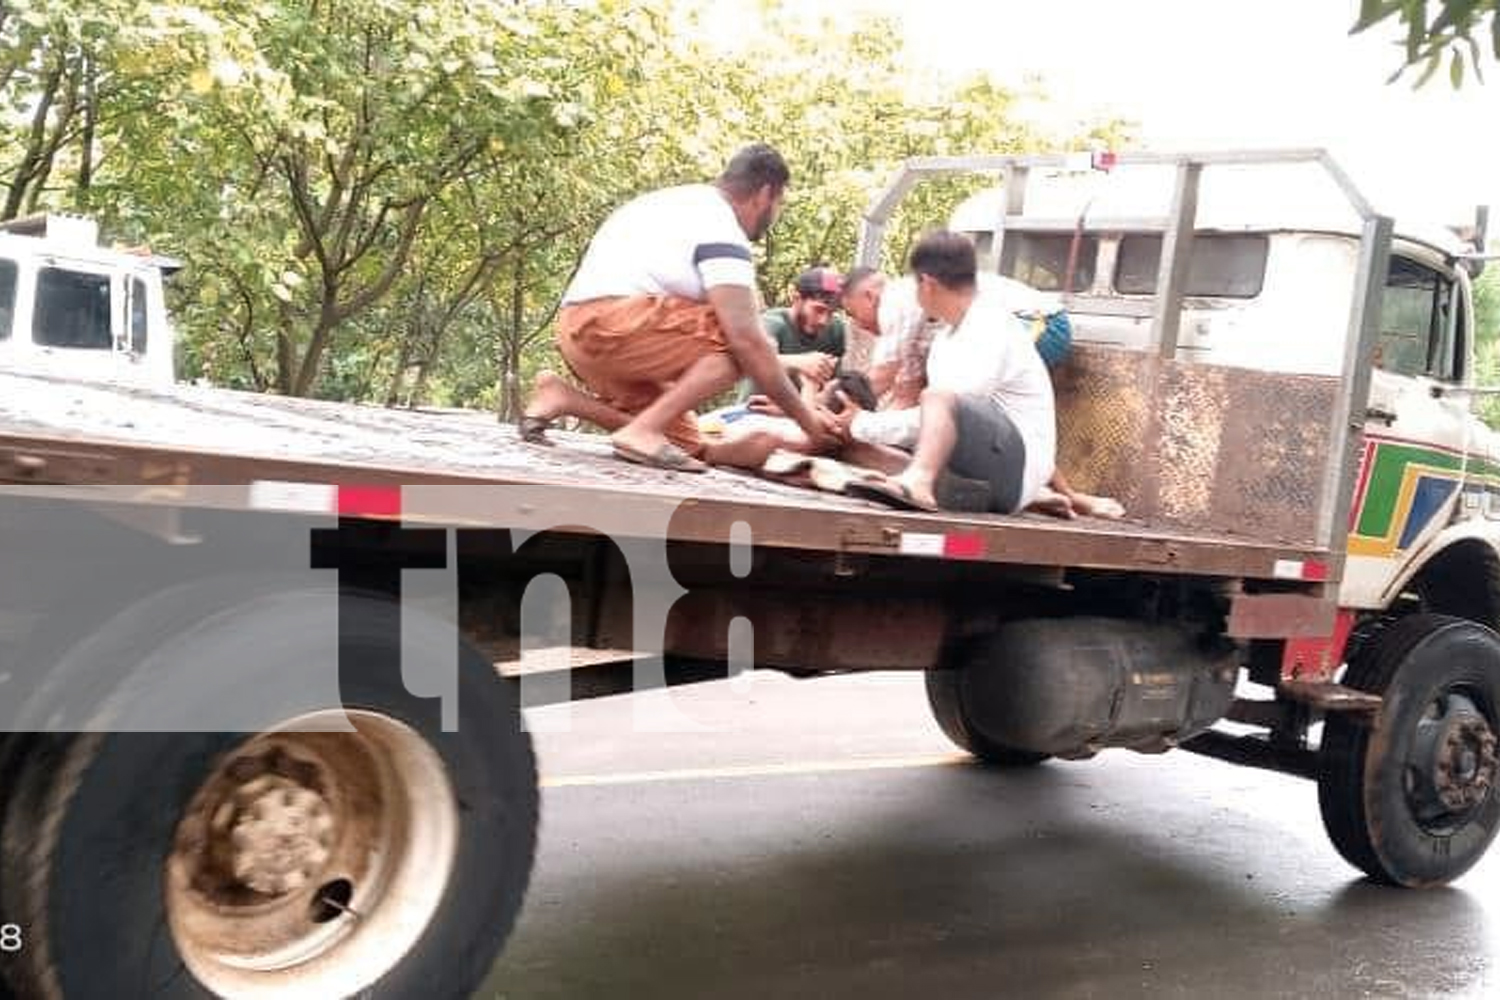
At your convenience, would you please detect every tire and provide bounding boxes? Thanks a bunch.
[1,589,538,999]
[1318,613,1500,887]
[924,668,1051,767]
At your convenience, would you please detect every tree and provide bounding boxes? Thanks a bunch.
[1352,0,1499,86]
[0,0,235,219]
[4,0,1122,409]
[1472,260,1500,426]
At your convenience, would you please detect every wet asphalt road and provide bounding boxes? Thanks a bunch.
[481,671,1498,1000]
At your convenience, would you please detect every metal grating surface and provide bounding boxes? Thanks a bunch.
[1053,346,1338,548]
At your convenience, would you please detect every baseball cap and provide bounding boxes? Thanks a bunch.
[795,267,843,302]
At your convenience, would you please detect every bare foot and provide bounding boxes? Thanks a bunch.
[891,472,938,512]
[522,370,574,423]
[1072,493,1125,519]
[609,426,673,465]
[703,430,781,470]
[1027,485,1077,520]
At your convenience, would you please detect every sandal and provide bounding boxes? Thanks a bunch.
[846,478,939,513]
[518,415,554,446]
[612,440,709,474]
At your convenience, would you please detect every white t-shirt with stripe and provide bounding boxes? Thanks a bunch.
[562,184,755,304]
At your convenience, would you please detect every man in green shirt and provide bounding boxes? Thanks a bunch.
[739,267,846,400]
[765,266,847,360]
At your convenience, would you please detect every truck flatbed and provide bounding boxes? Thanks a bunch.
[0,370,1331,580]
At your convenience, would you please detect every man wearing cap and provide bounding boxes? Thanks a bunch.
[764,266,848,371]
[519,144,838,472]
[732,266,847,402]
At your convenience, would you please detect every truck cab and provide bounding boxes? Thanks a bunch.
[949,163,1498,625]
[0,213,179,387]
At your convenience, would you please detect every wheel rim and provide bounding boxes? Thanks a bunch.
[164,710,459,998]
[1403,687,1499,835]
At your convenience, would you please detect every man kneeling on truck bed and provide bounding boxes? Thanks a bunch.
[519,143,838,472]
[836,231,1057,514]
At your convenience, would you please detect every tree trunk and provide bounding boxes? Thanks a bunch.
[274,329,296,395]
[75,54,96,209]
[385,330,418,407]
[501,338,523,423]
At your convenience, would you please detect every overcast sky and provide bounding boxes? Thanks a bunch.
[694,0,1500,233]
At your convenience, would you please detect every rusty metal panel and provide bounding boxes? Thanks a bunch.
[593,585,947,671]
[1051,346,1155,518]
[1226,592,1339,638]
[1054,346,1339,548]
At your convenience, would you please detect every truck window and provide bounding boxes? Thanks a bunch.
[130,276,148,354]
[999,232,1096,293]
[33,267,112,350]
[1377,256,1454,379]
[966,231,995,269]
[1114,233,1269,297]
[0,258,15,340]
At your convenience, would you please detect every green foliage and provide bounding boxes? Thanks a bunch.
[2,0,1124,407]
[1472,261,1500,426]
[1352,0,1499,86]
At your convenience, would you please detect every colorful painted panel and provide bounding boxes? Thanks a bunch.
[1347,436,1500,558]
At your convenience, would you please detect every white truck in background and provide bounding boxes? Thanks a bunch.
[0,214,179,388]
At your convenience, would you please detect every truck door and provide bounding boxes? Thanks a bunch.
[1343,252,1475,606]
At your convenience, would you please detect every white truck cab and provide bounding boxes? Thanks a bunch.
[0,213,179,387]
[946,157,1497,624]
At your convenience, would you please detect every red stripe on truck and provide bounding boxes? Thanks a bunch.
[337,486,402,518]
[942,533,986,560]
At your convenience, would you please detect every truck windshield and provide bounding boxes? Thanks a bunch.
[0,258,15,340]
[999,232,1097,293]
[1114,233,1269,298]
[33,267,112,350]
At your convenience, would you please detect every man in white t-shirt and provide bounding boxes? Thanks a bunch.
[838,257,1124,520]
[519,144,837,472]
[835,232,1056,514]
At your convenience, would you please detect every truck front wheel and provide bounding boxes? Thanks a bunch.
[1318,613,1500,887]
[1,591,538,999]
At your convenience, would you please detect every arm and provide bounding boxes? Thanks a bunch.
[827,391,920,451]
[850,407,920,450]
[709,285,834,444]
[783,351,837,384]
[866,358,898,400]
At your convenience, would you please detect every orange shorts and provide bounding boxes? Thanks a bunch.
[557,295,730,455]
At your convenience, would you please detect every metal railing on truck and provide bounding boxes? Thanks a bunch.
[855,149,1392,572]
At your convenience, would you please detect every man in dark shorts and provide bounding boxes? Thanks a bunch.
[833,231,1057,513]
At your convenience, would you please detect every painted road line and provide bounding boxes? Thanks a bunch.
[539,753,971,788]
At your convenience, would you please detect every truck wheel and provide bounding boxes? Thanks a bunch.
[1,591,538,999]
[925,668,1051,767]
[1318,613,1500,887]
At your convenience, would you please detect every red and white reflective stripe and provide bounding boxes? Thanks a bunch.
[248,481,402,518]
[337,485,402,518]
[900,531,986,560]
[1272,558,1329,582]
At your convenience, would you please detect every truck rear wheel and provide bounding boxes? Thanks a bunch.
[1,591,538,999]
[1318,613,1500,887]
[924,668,1051,767]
